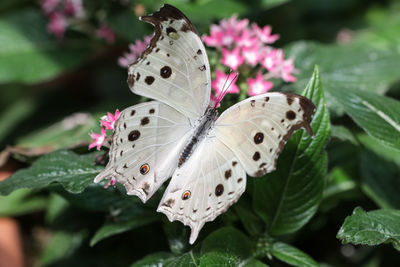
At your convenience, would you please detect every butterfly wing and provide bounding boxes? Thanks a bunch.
[127,4,211,121]
[157,135,246,244]
[94,101,192,202]
[214,92,315,177]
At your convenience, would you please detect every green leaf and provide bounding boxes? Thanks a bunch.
[0,9,93,84]
[286,41,400,96]
[130,252,174,267]
[131,251,199,267]
[201,227,254,259]
[325,85,400,151]
[330,125,359,145]
[0,98,36,144]
[15,112,98,152]
[253,66,330,235]
[0,188,47,216]
[39,231,85,267]
[322,167,356,201]
[0,150,102,195]
[90,206,160,246]
[174,0,246,22]
[358,133,400,166]
[199,227,263,266]
[271,242,319,267]
[234,197,264,236]
[360,152,400,209]
[108,9,147,42]
[337,207,400,251]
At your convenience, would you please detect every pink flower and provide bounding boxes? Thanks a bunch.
[118,35,152,68]
[64,0,84,17]
[247,73,273,96]
[48,12,67,39]
[89,127,106,151]
[235,28,258,48]
[241,45,261,66]
[221,48,244,70]
[97,25,116,44]
[252,24,279,44]
[41,0,61,14]
[280,59,297,82]
[211,70,239,96]
[202,15,249,48]
[104,177,117,189]
[220,15,249,34]
[100,110,120,130]
[260,48,284,72]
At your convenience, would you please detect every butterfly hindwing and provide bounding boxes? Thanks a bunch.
[94,101,192,202]
[157,135,246,244]
[127,4,211,121]
[214,92,315,177]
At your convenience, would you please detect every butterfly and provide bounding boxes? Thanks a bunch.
[94,4,315,244]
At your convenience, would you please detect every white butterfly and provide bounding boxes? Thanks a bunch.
[94,4,315,244]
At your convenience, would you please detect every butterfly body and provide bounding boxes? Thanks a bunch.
[179,107,218,167]
[95,4,316,244]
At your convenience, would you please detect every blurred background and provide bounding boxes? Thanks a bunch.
[0,0,399,266]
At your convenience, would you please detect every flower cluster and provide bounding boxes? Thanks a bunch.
[203,15,296,100]
[117,15,296,105]
[40,0,115,43]
[89,110,120,151]
[118,35,152,68]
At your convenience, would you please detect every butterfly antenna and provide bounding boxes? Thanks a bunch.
[215,71,239,106]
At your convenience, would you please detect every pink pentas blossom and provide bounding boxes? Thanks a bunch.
[252,24,279,44]
[221,48,244,70]
[118,35,152,68]
[202,15,249,48]
[260,48,284,72]
[220,14,249,35]
[48,12,67,39]
[211,70,239,96]
[100,109,120,130]
[89,127,106,151]
[235,28,258,48]
[241,45,261,66]
[97,25,116,44]
[279,59,297,82]
[41,0,61,14]
[247,73,273,96]
[104,177,117,189]
[63,0,84,17]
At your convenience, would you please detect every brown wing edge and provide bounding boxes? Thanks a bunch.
[254,92,316,177]
[127,4,198,89]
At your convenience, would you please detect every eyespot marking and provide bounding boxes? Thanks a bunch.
[141,117,149,125]
[145,76,155,85]
[160,66,172,78]
[254,132,264,144]
[128,130,140,141]
[253,151,261,161]
[215,184,224,196]
[140,163,150,175]
[182,190,191,200]
[225,169,232,179]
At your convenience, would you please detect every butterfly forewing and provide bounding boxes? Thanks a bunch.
[214,92,315,177]
[127,5,211,121]
[157,135,246,244]
[94,101,192,202]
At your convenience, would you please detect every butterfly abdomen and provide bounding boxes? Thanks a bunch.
[178,108,218,167]
[178,137,198,167]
